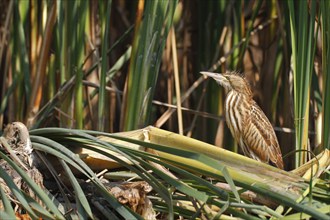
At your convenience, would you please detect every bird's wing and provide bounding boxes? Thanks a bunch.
[242,102,284,169]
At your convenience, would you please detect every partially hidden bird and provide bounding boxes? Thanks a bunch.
[201,71,284,169]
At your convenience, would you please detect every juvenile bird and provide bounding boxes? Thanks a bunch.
[201,71,284,169]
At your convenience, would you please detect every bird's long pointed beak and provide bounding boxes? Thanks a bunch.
[200,71,226,81]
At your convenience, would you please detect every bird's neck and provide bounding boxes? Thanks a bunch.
[226,90,252,101]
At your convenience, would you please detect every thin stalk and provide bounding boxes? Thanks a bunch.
[171,27,183,135]
[321,0,330,149]
[98,0,112,131]
[59,0,71,127]
[75,0,88,129]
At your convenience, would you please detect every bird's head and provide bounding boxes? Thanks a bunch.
[201,71,252,96]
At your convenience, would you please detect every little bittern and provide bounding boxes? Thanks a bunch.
[201,71,284,169]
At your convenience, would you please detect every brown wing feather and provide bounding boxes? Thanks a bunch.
[242,102,284,169]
